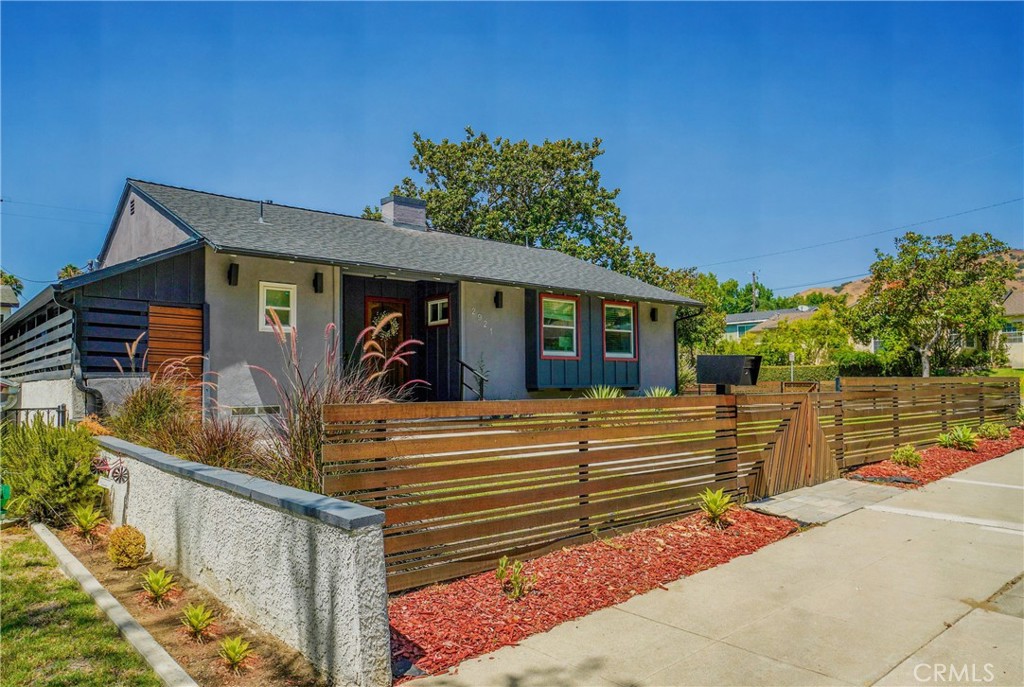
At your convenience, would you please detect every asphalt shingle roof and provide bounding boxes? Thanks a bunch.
[725,307,815,325]
[129,180,699,307]
[0,285,18,307]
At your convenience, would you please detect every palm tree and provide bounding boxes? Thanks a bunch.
[0,270,23,296]
[57,264,82,280]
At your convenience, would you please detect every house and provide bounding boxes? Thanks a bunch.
[723,306,817,340]
[0,179,700,418]
[0,285,18,323]
[999,285,1023,369]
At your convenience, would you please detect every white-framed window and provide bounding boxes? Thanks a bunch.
[540,294,579,359]
[603,301,636,360]
[259,282,296,332]
[426,296,450,326]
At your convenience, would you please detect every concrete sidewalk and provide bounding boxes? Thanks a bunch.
[416,450,1024,687]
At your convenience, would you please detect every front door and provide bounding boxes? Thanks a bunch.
[364,297,409,387]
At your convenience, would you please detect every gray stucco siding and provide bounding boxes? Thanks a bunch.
[460,281,527,400]
[205,249,337,410]
[639,302,677,391]
[102,190,193,267]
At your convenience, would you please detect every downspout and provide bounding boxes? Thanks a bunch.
[674,303,706,394]
[52,288,104,416]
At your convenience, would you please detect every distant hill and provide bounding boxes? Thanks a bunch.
[797,248,1024,305]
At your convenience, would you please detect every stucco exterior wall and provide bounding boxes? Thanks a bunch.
[16,379,85,419]
[205,249,339,410]
[460,281,527,399]
[639,302,677,391]
[99,436,390,687]
[102,191,192,267]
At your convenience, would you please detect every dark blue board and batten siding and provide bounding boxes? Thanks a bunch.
[70,250,205,375]
[525,290,640,391]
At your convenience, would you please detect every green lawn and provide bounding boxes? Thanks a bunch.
[1,527,161,687]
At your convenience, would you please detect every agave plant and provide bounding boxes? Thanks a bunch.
[937,425,978,451]
[698,487,734,528]
[642,386,675,398]
[582,385,624,399]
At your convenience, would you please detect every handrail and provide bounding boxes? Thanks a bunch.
[457,359,488,400]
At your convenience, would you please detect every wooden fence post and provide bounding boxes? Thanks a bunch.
[834,395,845,470]
[717,395,740,496]
[579,409,590,532]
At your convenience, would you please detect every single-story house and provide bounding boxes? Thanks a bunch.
[0,179,700,417]
[999,286,1023,369]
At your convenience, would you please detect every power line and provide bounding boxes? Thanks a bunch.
[0,211,107,226]
[0,198,108,215]
[697,197,1024,268]
[773,272,870,292]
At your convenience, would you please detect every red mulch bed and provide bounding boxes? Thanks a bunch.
[389,509,797,677]
[847,427,1024,488]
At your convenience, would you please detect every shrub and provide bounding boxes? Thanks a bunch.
[140,568,176,607]
[76,415,112,436]
[937,425,978,451]
[175,412,263,471]
[218,636,254,673]
[833,350,883,377]
[70,503,107,542]
[978,422,1011,440]
[756,365,839,383]
[180,603,217,642]
[677,360,697,389]
[1017,405,1024,427]
[495,555,536,601]
[581,385,624,399]
[698,487,734,528]
[890,445,922,468]
[0,418,101,524]
[642,386,675,398]
[109,359,199,449]
[108,525,147,568]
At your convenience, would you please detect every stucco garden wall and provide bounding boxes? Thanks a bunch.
[98,436,391,687]
[15,378,85,419]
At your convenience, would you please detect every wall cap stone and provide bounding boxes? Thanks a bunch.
[96,436,385,530]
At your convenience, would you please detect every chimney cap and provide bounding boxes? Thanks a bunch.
[380,195,426,208]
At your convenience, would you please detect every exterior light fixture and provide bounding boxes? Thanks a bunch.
[227,263,240,286]
[494,290,504,308]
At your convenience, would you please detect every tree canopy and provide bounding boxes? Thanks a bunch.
[57,264,82,280]
[1,270,23,297]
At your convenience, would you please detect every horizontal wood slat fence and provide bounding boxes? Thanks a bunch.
[322,377,1019,592]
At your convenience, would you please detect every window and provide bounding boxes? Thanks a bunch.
[426,296,450,326]
[540,294,579,359]
[230,405,281,416]
[603,301,636,360]
[259,282,296,332]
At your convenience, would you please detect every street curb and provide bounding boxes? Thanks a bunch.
[30,523,199,687]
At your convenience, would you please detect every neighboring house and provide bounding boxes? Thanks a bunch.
[0,285,18,323]
[723,306,816,340]
[999,286,1024,369]
[0,179,699,418]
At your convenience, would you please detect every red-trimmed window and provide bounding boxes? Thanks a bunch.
[603,301,637,360]
[540,294,579,359]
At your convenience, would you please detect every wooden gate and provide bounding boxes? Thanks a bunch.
[147,305,204,381]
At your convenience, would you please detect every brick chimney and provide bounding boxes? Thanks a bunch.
[380,195,427,230]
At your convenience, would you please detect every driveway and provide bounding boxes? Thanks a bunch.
[415,449,1024,687]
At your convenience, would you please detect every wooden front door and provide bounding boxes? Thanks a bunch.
[147,305,204,384]
[364,297,409,387]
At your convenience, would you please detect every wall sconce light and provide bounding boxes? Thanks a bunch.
[227,263,239,286]
[494,290,504,308]
[650,307,658,322]
[313,272,324,294]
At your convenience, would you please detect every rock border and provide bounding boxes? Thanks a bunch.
[31,522,199,687]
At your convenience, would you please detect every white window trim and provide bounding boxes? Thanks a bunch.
[541,295,579,358]
[259,282,297,333]
[604,303,636,359]
[426,296,450,326]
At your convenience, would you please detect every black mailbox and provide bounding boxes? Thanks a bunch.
[696,355,762,390]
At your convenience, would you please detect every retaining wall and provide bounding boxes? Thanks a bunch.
[97,436,391,687]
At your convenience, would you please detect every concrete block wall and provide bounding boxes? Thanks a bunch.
[97,436,391,687]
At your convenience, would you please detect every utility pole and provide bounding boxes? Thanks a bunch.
[751,271,759,312]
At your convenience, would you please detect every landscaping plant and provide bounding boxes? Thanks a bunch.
[581,385,624,399]
[108,525,147,568]
[180,603,217,642]
[642,386,675,397]
[174,411,264,471]
[890,445,922,468]
[937,425,978,451]
[218,635,254,673]
[495,555,536,601]
[0,417,101,524]
[977,422,1010,440]
[1017,405,1024,427]
[70,503,107,542]
[76,414,112,436]
[140,568,177,607]
[698,487,734,528]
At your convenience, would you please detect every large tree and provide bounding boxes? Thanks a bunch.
[365,127,658,280]
[1,270,23,297]
[851,232,1013,377]
[57,264,82,280]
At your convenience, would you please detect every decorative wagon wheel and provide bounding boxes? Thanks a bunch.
[110,463,130,484]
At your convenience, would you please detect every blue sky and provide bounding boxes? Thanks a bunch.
[2,1,1022,302]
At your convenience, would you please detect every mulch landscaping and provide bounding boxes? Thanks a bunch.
[847,427,1024,488]
[389,508,797,678]
[54,525,326,687]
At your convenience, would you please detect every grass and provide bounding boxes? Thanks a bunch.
[1,527,161,687]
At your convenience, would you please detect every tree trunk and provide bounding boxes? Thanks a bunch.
[921,351,931,378]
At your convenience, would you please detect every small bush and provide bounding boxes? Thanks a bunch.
[218,635,254,674]
[0,418,101,524]
[978,422,1010,440]
[140,568,176,607]
[495,555,536,601]
[180,603,217,642]
[109,360,198,448]
[108,525,147,568]
[890,445,922,468]
[70,503,107,542]
[76,415,112,436]
[581,385,624,399]
[642,386,675,398]
[757,364,838,383]
[937,425,978,451]
[1017,405,1024,427]
[698,487,734,528]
